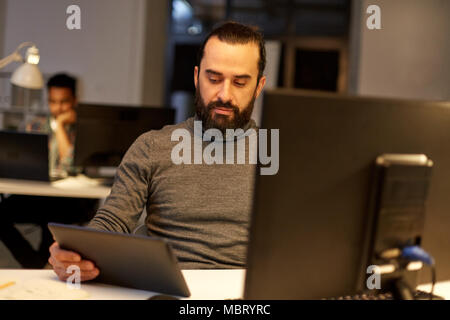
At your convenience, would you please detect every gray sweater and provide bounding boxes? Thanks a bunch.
[88,116,257,269]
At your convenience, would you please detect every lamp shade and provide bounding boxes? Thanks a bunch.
[11,63,44,89]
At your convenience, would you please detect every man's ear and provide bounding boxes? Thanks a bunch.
[255,75,266,99]
[194,66,199,89]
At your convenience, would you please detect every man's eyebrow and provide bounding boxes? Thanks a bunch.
[234,74,251,80]
[205,69,223,76]
[205,69,252,80]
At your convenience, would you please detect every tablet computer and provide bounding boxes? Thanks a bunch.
[48,222,190,297]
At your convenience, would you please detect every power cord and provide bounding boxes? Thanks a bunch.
[401,246,436,300]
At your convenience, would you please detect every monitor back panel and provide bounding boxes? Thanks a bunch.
[74,104,175,167]
[0,130,49,181]
[245,90,450,299]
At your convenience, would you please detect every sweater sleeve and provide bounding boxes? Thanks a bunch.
[88,133,152,233]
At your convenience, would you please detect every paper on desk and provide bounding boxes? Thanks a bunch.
[0,278,89,300]
[52,175,103,189]
[0,278,16,290]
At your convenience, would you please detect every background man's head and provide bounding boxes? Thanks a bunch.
[47,73,77,118]
[194,21,267,133]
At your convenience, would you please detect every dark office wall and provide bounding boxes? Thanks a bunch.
[0,0,6,62]
[141,0,169,106]
[347,0,362,95]
[354,0,450,100]
[0,0,6,118]
[2,0,148,105]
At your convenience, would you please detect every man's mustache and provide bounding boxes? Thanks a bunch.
[207,100,239,112]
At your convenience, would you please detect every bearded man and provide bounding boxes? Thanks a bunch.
[49,21,267,282]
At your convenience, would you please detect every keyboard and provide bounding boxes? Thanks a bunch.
[228,290,444,300]
[327,290,444,300]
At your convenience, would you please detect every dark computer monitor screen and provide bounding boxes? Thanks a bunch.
[244,89,450,299]
[0,130,49,181]
[74,104,175,169]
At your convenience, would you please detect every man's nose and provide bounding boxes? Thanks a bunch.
[217,80,233,104]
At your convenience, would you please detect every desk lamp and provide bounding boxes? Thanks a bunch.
[0,42,43,89]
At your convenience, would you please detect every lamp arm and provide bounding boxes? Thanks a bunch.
[0,52,21,69]
[0,42,38,69]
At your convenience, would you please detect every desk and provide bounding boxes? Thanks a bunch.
[0,269,449,300]
[0,175,111,199]
[0,269,245,300]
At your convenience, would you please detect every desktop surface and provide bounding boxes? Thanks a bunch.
[0,269,448,300]
[0,269,246,300]
[0,175,111,199]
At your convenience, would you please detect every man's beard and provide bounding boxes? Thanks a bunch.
[194,85,256,134]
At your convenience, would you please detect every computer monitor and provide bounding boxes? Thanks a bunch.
[0,130,49,181]
[244,89,450,299]
[74,104,175,175]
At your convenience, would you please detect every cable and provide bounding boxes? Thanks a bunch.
[430,263,436,301]
[401,245,436,300]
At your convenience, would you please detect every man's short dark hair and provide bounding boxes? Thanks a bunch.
[197,21,266,81]
[47,73,77,97]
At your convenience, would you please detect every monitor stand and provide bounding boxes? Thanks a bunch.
[390,277,444,300]
[83,166,116,186]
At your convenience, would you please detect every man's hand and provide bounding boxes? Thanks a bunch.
[49,242,100,282]
[56,109,77,126]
